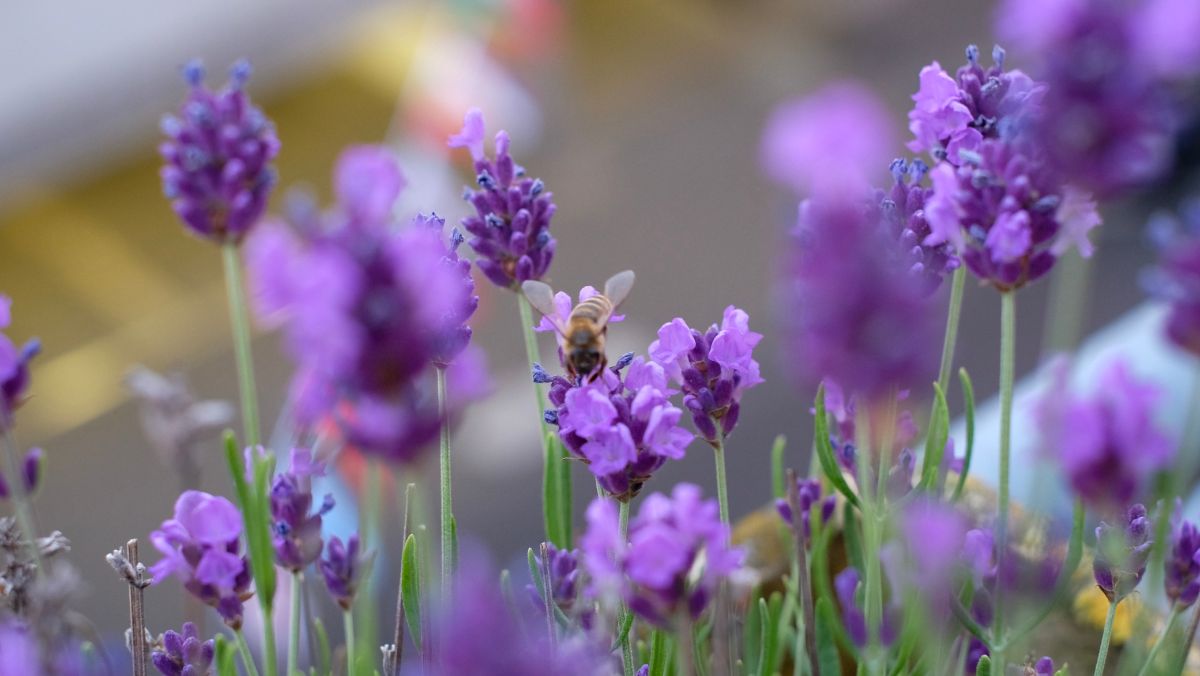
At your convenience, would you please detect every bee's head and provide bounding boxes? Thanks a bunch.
[569,346,601,377]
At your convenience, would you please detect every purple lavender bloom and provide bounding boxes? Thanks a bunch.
[151,622,214,676]
[648,307,763,444]
[526,542,585,617]
[159,60,280,244]
[270,448,334,572]
[581,484,743,626]
[0,447,41,500]
[907,45,1043,164]
[1094,504,1152,602]
[997,0,1195,195]
[894,499,969,604]
[924,138,1100,291]
[833,568,898,649]
[1031,657,1056,676]
[0,295,40,428]
[1165,500,1200,608]
[449,109,556,290]
[761,81,896,198]
[781,198,940,398]
[545,357,693,501]
[413,213,479,367]
[774,478,835,544]
[319,534,371,611]
[247,146,475,463]
[1144,201,1200,355]
[1035,359,1174,511]
[149,491,251,628]
[868,159,961,292]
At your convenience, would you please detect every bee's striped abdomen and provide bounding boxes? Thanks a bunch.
[570,295,613,324]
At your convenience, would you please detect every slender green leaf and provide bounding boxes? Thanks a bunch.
[543,432,566,548]
[224,433,275,610]
[771,435,788,500]
[743,592,763,675]
[526,548,544,595]
[842,502,865,574]
[813,386,861,508]
[252,452,276,603]
[313,617,331,676]
[759,593,784,676]
[610,611,635,653]
[555,433,573,546]
[814,598,842,676]
[214,635,236,676]
[449,515,459,576]
[649,630,674,676]
[952,368,976,502]
[920,382,950,491]
[401,534,423,652]
[975,654,992,676]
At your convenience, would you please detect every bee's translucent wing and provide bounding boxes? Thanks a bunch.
[521,280,568,333]
[603,270,636,309]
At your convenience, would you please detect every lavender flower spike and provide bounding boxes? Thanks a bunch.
[151,622,215,676]
[0,447,41,500]
[149,491,252,628]
[320,534,373,610]
[1093,504,1152,603]
[450,109,557,290]
[0,295,39,428]
[774,478,835,545]
[1165,500,1200,609]
[270,448,334,572]
[159,59,280,244]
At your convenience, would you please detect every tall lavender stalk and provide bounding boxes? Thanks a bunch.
[992,292,1015,668]
[437,367,454,593]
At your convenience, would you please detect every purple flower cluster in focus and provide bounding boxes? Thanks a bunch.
[649,306,763,444]
[149,491,251,628]
[1036,359,1174,511]
[0,295,39,428]
[1165,501,1200,609]
[581,484,743,626]
[247,146,477,463]
[270,448,334,572]
[450,109,557,290]
[151,622,214,676]
[1093,504,1152,603]
[159,60,280,244]
[774,478,835,545]
[542,356,693,501]
[319,534,371,611]
[1144,200,1200,355]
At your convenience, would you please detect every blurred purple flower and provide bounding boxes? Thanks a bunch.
[781,197,939,398]
[834,568,898,649]
[648,307,763,443]
[151,622,214,676]
[149,490,251,628]
[159,59,280,244]
[868,159,961,293]
[450,109,556,290]
[907,45,1043,164]
[319,534,372,611]
[581,484,743,626]
[0,295,40,429]
[761,81,895,198]
[1144,201,1200,355]
[545,357,693,501]
[413,213,479,367]
[270,448,334,572]
[0,447,41,500]
[996,0,1193,195]
[774,478,835,544]
[526,542,586,620]
[924,139,1100,291]
[1035,359,1174,511]
[1165,500,1200,608]
[0,621,40,674]
[246,146,476,463]
[894,499,969,604]
[1094,504,1152,602]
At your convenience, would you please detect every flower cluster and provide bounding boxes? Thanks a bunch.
[151,622,214,676]
[1165,501,1200,609]
[0,295,39,428]
[1143,201,1200,355]
[868,159,960,293]
[270,448,334,572]
[834,568,898,648]
[1036,359,1174,511]
[527,542,585,619]
[149,491,251,628]
[1093,504,1152,603]
[319,534,371,611]
[648,306,763,444]
[414,213,480,368]
[997,0,1199,195]
[774,477,835,544]
[581,483,743,626]
[247,146,476,463]
[159,60,280,244]
[542,356,693,501]
[450,109,557,290]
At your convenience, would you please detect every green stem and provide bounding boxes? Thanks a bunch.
[344,610,356,676]
[853,407,884,674]
[437,367,453,594]
[288,572,302,676]
[517,295,571,546]
[936,267,967,394]
[0,428,40,569]
[261,608,278,676]
[618,502,635,676]
[221,243,261,448]
[235,629,262,676]
[1094,600,1118,676]
[1176,601,1200,674]
[712,433,730,527]
[993,291,1016,666]
[1136,605,1180,676]
[676,612,694,676]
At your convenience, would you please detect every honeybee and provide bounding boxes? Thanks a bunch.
[521,270,636,381]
